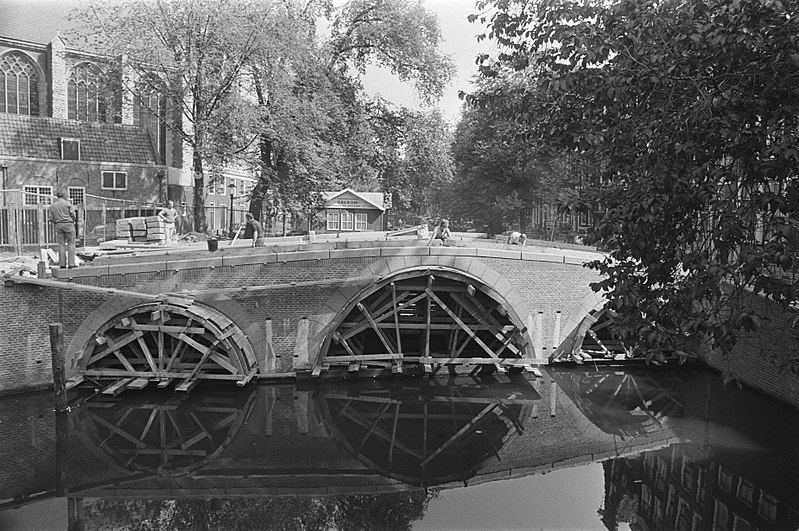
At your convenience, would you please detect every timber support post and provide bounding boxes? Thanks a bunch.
[49,322,68,412]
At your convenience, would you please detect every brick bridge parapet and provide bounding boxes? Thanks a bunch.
[1,240,606,394]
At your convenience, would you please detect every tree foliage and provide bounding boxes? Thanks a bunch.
[74,0,282,231]
[469,0,799,359]
[73,0,455,233]
[329,0,456,103]
[445,80,585,234]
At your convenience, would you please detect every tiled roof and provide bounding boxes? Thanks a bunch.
[0,113,158,164]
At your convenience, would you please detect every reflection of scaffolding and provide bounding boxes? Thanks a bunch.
[548,369,685,440]
[72,387,256,477]
[316,375,539,487]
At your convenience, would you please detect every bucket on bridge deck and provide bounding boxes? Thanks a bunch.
[207,238,218,252]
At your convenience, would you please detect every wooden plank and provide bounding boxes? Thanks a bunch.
[405,356,548,366]
[208,351,239,374]
[337,322,502,331]
[391,282,402,370]
[339,291,417,340]
[425,275,433,358]
[81,369,246,380]
[65,375,84,391]
[135,333,159,373]
[334,331,359,358]
[427,290,499,360]
[127,377,149,390]
[175,378,201,393]
[235,367,258,386]
[552,310,562,348]
[4,275,158,300]
[117,323,208,334]
[101,378,135,396]
[357,302,397,355]
[323,353,404,363]
[89,330,145,366]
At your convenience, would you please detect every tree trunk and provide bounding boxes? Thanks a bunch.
[193,149,207,233]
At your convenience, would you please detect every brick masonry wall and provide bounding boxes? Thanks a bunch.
[0,390,56,501]
[0,283,61,394]
[8,243,795,409]
[3,248,602,392]
[699,290,799,409]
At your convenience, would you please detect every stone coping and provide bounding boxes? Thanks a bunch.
[54,240,604,280]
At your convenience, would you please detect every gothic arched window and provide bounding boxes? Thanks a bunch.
[133,76,167,161]
[68,63,108,122]
[0,52,40,115]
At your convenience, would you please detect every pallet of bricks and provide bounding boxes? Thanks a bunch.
[115,217,165,243]
[145,216,166,244]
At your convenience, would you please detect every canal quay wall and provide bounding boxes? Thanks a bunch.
[698,289,799,409]
[0,238,604,395]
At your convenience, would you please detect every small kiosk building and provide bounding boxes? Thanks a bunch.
[319,189,386,234]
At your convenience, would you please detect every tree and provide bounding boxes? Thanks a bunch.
[445,85,582,235]
[242,0,350,232]
[328,0,455,103]
[469,0,799,360]
[241,0,456,230]
[74,0,281,232]
[346,103,453,218]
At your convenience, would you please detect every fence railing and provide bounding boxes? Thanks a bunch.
[0,203,253,252]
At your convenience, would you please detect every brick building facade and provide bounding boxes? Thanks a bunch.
[0,1,255,243]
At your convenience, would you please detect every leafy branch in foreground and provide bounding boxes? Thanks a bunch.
[468,0,799,360]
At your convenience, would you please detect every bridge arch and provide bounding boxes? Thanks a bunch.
[78,300,259,390]
[315,259,536,374]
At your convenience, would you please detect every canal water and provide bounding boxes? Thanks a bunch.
[0,366,797,530]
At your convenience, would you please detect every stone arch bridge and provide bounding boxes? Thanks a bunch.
[3,239,611,393]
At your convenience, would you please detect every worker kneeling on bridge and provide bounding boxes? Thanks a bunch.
[508,231,527,246]
[428,219,453,246]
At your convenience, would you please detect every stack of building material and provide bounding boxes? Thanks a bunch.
[129,217,148,241]
[146,216,166,243]
[115,218,131,240]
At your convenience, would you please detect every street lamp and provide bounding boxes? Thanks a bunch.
[0,161,7,209]
[228,183,236,239]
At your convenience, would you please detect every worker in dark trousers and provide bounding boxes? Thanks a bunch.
[49,189,77,268]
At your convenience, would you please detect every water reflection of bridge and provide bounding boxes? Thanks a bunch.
[3,367,797,530]
[54,369,686,501]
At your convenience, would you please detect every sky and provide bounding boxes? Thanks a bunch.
[361,0,496,124]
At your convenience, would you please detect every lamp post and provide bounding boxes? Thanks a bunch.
[228,183,236,239]
[0,161,7,207]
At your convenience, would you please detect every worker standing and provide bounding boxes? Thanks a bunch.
[245,213,265,247]
[158,200,179,242]
[49,189,77,268]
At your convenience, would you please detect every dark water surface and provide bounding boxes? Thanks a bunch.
[0,366,797,530]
